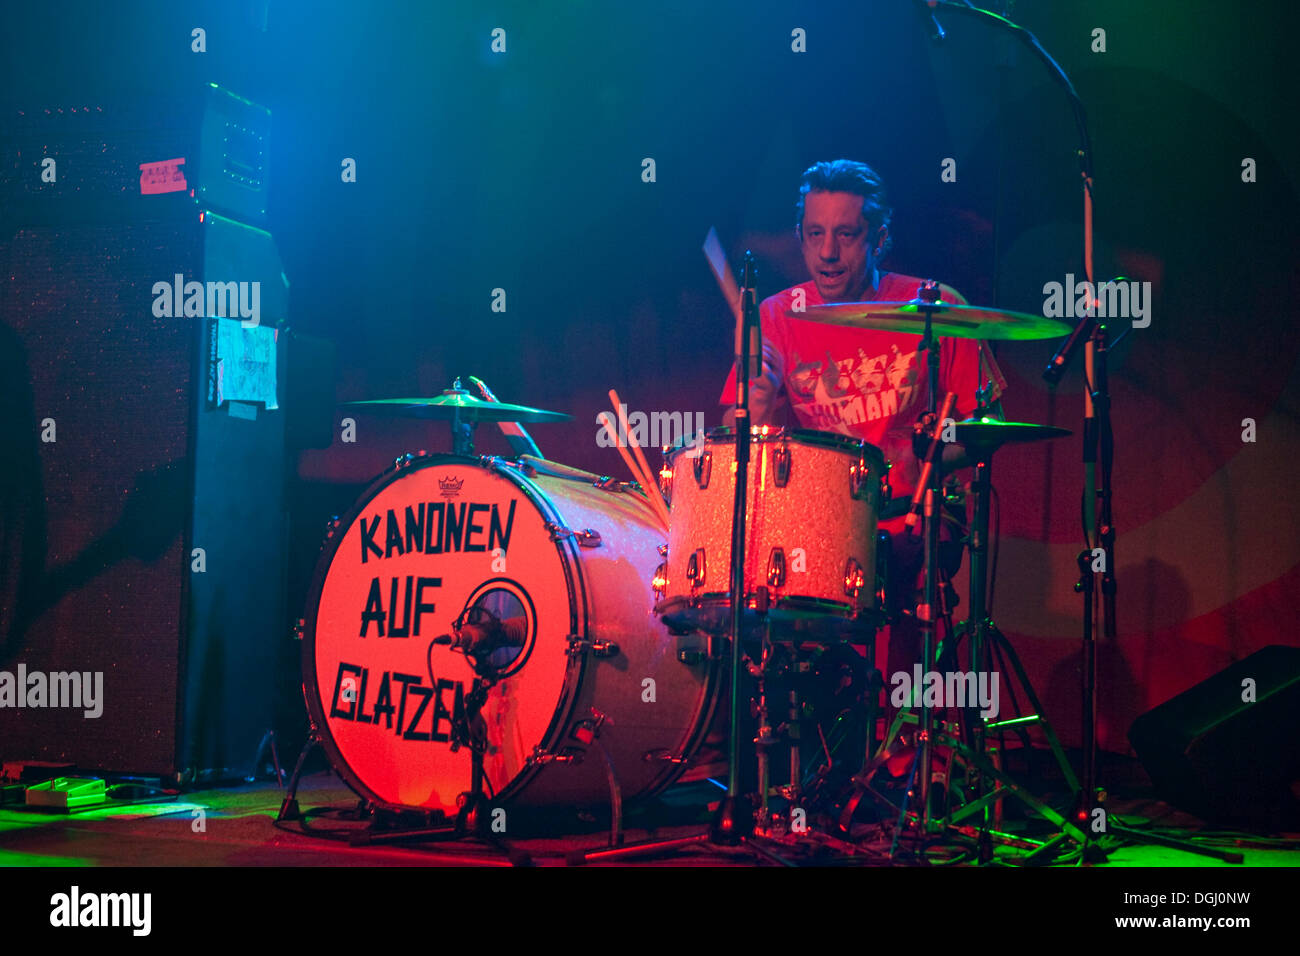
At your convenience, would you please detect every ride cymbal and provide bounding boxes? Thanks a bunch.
[791,299,1072,341]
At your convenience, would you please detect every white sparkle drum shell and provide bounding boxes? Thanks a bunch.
[301,454,719,816]
[660,427,887,628]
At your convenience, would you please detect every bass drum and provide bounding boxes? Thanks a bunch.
[301,453,720,816]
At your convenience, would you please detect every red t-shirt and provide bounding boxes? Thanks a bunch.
[720,272,981,499]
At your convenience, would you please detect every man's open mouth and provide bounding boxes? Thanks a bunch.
[820,269,846,281]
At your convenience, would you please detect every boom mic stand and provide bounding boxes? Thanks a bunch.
[924,0,1238,864]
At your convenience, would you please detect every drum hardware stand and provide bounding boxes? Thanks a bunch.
[751,629,777,832]
[838,434,1089,861]
[538,708,626,849]
[827,285,942,852]
[276,727,322,822]
[938,440,1081,861]
[347,664,532,865]
[832,283,951,854]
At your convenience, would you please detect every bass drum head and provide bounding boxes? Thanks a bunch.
[302,455,576,816]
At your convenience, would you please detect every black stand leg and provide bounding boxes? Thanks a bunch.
[276,730,320,822]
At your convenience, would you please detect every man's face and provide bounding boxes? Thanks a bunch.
[799,190,881,302]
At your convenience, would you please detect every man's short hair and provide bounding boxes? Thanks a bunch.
[796,159,893,257]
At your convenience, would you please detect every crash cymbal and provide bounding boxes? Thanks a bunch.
[343,389,572,423]
[950,418,1072,448]
[791,299,1072,341]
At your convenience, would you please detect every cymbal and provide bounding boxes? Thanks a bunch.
[791,299,1072,341]
[342,390,572,423]
[950,418,1072,448]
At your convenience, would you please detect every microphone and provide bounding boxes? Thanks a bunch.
[736,251,761,389]
[434,614,528,656]
[905,391,957,533]
[1043,276,1127,385]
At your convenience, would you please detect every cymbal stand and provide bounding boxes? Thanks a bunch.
[836,282,950,852]
[942,441,1081,861]
[913,281,945,838]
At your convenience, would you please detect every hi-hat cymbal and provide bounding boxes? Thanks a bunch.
[342,390,572,423]
[791,299,1072,341]
[950,418,1072,449]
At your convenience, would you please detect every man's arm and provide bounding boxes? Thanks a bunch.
[721,341,786,428]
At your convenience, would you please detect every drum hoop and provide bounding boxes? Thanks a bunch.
[299,452,592,811]
[665,426,885,462]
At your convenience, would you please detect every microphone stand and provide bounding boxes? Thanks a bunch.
[709,252,760,840]
[572,252,795,865]
[923,1,1235,865]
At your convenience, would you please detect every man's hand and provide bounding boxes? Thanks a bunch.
[724,363,782,428]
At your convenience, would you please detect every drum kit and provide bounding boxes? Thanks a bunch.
[279,287,1100,865]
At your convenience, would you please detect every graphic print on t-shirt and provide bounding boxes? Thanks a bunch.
[788,342,924,430]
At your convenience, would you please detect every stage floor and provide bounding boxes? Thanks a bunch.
[1,771,1296,867]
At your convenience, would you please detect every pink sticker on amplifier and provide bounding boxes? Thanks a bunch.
[139,157,187,195]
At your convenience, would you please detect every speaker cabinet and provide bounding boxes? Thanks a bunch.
[0,87,287,781]
[1129,645,1300,828]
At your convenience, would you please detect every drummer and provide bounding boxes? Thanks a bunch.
[719,159,981,672]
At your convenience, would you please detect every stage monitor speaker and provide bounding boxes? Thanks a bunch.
[0,87,288,783]
[1128,645,1300,828]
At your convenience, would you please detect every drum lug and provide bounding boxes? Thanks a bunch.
[643,749,690,765]
[658,462,674,504]
[686,548,706,589]
[773,443,792,488]
[292,617,306,641]
[850,443,873,500]
[545,521,602,547]
[692,450,712,489]
[392,451,429,471]
[767,547,787,588]
[652,560,668,599]
[567,636,621,659]
[527,745,582,767]
[843,557,866,599]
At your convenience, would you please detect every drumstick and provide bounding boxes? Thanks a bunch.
[610,393,671,531]
[598,411,646,482]
[599,406,670,530]
[609,390,666,504]
[904,391,957,532]
[608,389,671,529]
[703,226,742,324]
